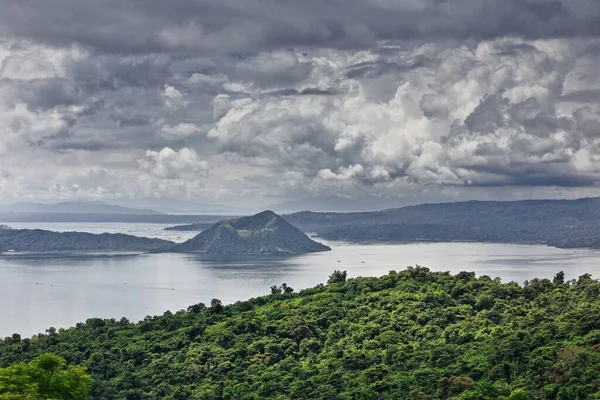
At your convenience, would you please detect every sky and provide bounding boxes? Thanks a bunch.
[1,0,600,211]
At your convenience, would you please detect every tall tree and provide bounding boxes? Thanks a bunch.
[0,353,92,400]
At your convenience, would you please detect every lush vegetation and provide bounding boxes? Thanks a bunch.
[174,210,330,254]
[286,197,600,249]
[0,353,92,399]
[0,228,174,252]
[0,267,599,399]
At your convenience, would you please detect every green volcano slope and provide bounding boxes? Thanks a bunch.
[173,210,330,254]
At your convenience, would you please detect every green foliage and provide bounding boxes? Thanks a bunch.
[508,388,533,399]
[0,267,599,399]
[554,271,565,285]
[327,270,347,284]
[0,353,92,399]
[270,283,294,294]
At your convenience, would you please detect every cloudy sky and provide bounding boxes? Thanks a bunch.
[1,0,600,211]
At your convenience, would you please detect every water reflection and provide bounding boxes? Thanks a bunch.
[1,252,141,264]
[186,253,304,267]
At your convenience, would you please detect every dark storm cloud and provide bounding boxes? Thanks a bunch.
[217,119,339,172]
[508,173,596,187]
[581,42,600,57]
[267,88,336,97]
[460,167,596,187]
[219,54,314,88]
[2,0,600,54]
[560,89,600,103]
[71,54,173,92]
[40,139,121,153]
[28,120,75,148]
[462,95,572,139]
[299,88,336,96]
[1,78,79,110]
[343,58,429,79]
[491,43,540,56]
[40,123,203,153]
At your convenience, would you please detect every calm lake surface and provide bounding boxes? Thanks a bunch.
[1,223,600,337]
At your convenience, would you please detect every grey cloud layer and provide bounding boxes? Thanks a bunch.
[1,1,600,206]
[207,39,600,193]
[2,0,600,54]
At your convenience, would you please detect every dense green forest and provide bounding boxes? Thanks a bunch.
[1,268,599,399]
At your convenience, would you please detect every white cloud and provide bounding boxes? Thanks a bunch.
[1,55,57,80]
[138,147,210,179]
[318,164,365,180]
[160,123,203,138]
[162,85,188,108]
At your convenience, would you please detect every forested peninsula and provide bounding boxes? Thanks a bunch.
[285,197,600,249]
[0,211,328,254]
[0,228,174,253]
[1,268,599,399]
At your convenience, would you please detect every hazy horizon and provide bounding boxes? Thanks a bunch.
[3,193,600,215]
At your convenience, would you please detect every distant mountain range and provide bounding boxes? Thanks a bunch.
[7,197,600,253]
[173,211,330,255]
[268,195,423,213]
[0,201,232,223]
[285,197,600,249]
[0,201,163,215]
[109,197,249,215]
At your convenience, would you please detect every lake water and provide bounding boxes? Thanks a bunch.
[1,223,600,338]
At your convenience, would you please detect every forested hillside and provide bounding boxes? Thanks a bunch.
[285,197,600,248]
[0,228,174,252]
[173,211,330,254]
[1,268,599,399]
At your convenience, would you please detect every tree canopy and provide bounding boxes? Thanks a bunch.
[0,268,599,399]
[0,353,92,399]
